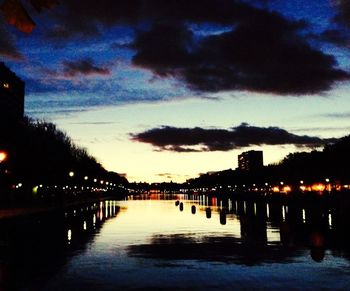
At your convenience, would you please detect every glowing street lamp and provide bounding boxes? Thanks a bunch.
[325,178,331,192]
[69,171,75,177]
[0,151,7,163]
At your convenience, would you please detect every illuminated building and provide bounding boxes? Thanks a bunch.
[238,150,263,171]
[0,62,25,122]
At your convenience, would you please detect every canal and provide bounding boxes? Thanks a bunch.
[1,194,350,290]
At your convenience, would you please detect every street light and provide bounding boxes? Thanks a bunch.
[325,178,331,192]
[69,171,75,177]
[0,151,7,163]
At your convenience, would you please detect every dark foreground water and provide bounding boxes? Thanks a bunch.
[1,194,350,290]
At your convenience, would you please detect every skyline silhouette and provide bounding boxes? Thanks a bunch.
[1,1,350,183]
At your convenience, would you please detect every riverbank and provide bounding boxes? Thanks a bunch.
[0,195,125,220]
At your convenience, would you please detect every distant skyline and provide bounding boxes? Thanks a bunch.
[1,0,350,182]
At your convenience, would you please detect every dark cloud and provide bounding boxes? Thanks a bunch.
[2,0,348,95]
[333,0,350,28]
[0,21,22,59]
[132,14,348,95]
[40,0,349,95]
[62,58,111,77]
[327,1,350,47]
[132,23,194,76]
[240,0,270,9]
[24,59,113,95]
[314,29,350,48]
[42,1,349,95]
[131,123,337,152]
[47,0,259,38]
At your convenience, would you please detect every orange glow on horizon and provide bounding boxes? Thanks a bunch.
[283,186,292,193]
[311,183,325,192]
[272,186,280,193]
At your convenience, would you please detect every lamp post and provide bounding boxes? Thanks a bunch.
[0,151,8,176]
[325,178,331,192]
[0,151,10,199]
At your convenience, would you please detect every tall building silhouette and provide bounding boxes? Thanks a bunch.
[238,150,263,171]
[0,62,25,122]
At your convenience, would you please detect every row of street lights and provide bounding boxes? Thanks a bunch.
[68,171,119,187]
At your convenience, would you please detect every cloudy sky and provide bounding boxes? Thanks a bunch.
[1,0,350,182]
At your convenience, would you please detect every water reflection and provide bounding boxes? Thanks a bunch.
[0,201,119,290]
[160,194,350,265]
[1,195,350,290]
[219,210,226,225]
[205,207,211,219]
[128,234,300,266]
[191,205,196,214]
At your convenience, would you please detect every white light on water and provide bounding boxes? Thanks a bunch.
[67,229,72,242]
[228,199,232,212]
[254,203,257,216]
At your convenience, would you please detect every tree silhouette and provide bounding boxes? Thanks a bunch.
[0,117,127,191]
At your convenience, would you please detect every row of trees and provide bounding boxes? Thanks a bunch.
[187,135,350,189]
[0,117,127,201]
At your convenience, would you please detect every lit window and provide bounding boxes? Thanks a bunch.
[3,83,9,89]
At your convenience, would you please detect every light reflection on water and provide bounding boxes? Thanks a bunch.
[1,194,350,290]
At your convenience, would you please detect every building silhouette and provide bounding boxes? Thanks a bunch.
[238,150,263,171]
[0,62,25,122]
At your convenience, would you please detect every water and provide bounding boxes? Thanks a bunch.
[1,194,350,290]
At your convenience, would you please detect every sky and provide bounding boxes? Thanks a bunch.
[1,0,350,182]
